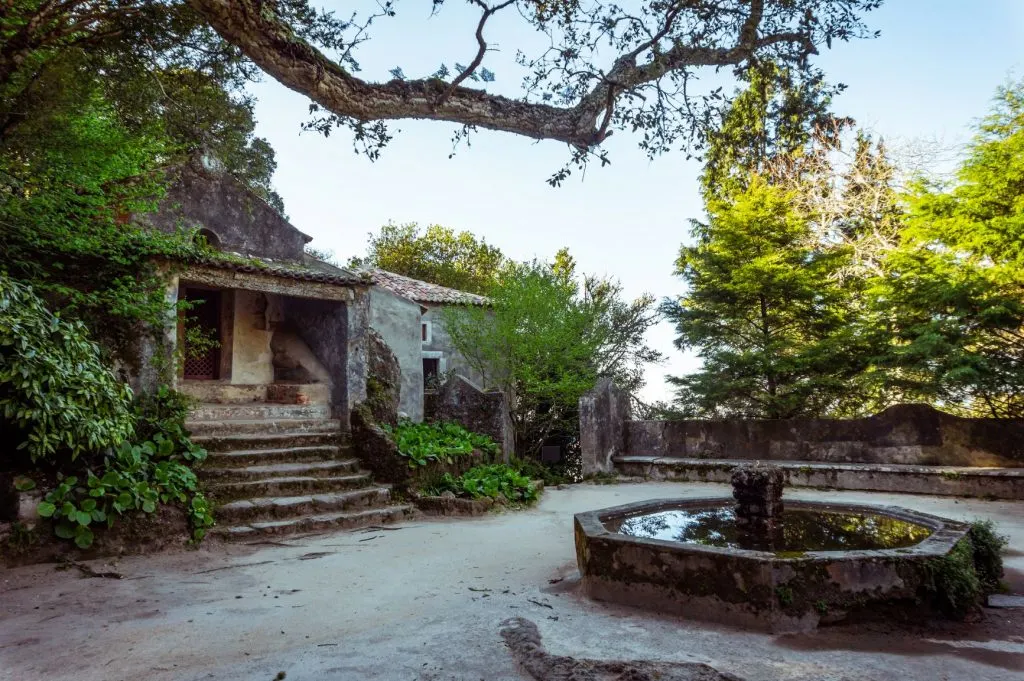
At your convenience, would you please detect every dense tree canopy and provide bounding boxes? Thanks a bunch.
[875,81,1024,417]
[350,222,507,295]
[664,177,868,418]
[667,77,1024,419]
[0,2,287,356]
[444,251,660,457]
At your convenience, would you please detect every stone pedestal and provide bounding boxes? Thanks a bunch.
[731,463,784,525]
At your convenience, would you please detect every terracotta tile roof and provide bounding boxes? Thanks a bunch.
[365,269,489,306]
[179,253,370,286]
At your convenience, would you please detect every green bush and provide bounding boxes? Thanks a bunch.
[925,539,982,618]
[924,520,1007,619]
[0,276,135,463]
[968,519,1008,591]
[425,464,539,504]
[384,420,498,468]
[134,385,206,462]
[510,456,571,486]
[38,436,213,548]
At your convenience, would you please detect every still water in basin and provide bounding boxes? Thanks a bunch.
[607,505,933,552]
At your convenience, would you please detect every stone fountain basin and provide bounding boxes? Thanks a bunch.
[574,498,970,632]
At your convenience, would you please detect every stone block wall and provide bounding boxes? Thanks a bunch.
[431,375,513,460]
[579,379,632,475]
[624,404,1024,467]
[580,385,1024,475]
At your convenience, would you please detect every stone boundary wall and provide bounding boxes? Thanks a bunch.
[429,375,514,460]
[580,382,1024,475]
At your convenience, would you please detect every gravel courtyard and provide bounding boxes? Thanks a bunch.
[2,482,1022,681]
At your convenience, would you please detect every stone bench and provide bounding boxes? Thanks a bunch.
[612,456,1024,500]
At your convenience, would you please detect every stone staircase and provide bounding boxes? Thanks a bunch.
[187,403,414,540]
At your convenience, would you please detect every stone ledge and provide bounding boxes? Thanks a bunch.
[612,457,1024,500]
[412,495,496,517]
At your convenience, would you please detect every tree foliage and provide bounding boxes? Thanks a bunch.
[351,222,507,295]
[668,77,1024,419]
[874,81,1024,417]
[664,178,868,418]
[0,2,286,355]
[0,276,136,463]
[187,0,880,177]
[444,252,661,456]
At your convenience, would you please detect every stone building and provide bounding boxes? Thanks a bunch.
[365,269,489,422]
[141,156,497,430]
[140,158,375,426]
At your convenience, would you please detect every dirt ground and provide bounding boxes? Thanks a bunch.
[1,482,1022,681]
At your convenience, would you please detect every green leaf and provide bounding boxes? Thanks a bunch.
[14,476,36,491]
[74,510,92,526]
[74,526,94,549]
[37,501,56,517]
[54,522,76,539]
[142,500,156,513]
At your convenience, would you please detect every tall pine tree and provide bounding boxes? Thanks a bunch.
[664,66,874,418]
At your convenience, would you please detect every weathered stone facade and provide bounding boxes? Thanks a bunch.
[145,159,310,261]
[432,375,513,461]
[579,378,632,475]
[368,286,424,421]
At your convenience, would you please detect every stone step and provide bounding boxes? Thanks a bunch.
[612,456,1024,500]
[186,418,343,437]
[205,445,343,468]
[193,431,342,452]
[206,473,375,501]
[214,504,416,540]
[178,382,330,406]
[199,459,362,483]
[188,403,332,422]
[216,488,393,523]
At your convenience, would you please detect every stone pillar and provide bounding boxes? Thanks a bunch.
[579,378,631,476]
[131,271,180,395]
[731,463,784,525]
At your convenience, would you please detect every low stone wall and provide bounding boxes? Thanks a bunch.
[430,375,513,460]
[580,382,1024,477]
[625,404,1024,467]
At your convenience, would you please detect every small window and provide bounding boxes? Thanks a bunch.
[423,357,440,384]
[421,321,432,343]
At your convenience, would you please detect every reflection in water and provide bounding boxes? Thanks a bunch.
[607,505,932,552]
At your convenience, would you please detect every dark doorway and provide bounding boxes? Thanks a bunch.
[423,357,440,388]
[182,288,222,380]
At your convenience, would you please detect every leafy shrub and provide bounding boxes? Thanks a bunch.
[425,464,539,504]
[924,521,1006,619]
[0,276,135,463]
[38,434,213,548]
[925,539,982,618]
[134,385,206,462]
[511,456,571,486]
[968,519,1008,591]
[384,420,498,468]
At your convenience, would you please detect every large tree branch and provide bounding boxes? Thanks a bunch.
[188,0,823,149]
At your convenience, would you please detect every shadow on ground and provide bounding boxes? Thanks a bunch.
[774,609,1024,673]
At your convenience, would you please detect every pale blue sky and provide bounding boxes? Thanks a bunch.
[249,0,1024,402]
